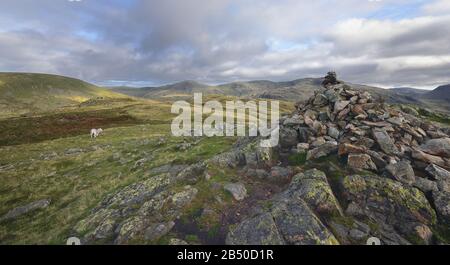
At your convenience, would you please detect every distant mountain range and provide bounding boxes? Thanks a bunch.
[1,72,448,116]
[389,85,450,113]
[111,78,450,105]
[390,87,429,97]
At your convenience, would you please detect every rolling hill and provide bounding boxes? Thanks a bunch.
[111,77,422,105]
[0,73,128,116]
[390,87,428,97]
[389,84,450,114]
[423,84,450,102]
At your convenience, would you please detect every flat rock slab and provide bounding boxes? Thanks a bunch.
[372,128,399,155]
[1,199,51,221]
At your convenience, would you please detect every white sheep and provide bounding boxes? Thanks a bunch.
[90,128,103,138]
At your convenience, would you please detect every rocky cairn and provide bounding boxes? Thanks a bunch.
[284,72,449,171]
[227,72,450,245]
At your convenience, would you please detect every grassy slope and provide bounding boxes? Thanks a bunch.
[0,122,236,244]
[0,93,294,244]
[0,73,128,117]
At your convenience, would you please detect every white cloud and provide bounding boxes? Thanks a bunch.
[423,0,450,14]
[0,0,449,88]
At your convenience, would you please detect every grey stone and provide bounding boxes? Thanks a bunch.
[432,191,450,223]
[324,89,341,103]
[306,141,338,160]
[226,213,285,245]
[297,143,309,153]
[224,183,247,201]
[414,177,438,193]
[426,164,450,193]
[310,137,326,148]
[283,115,304,126]
[169,238,189,245]
[171,186,198,208]
[313,94,328,106]
[334,101,350,113]
[341,175,436,240]
[297,127,311,143]
[328,127,340,139]
[1,199,51,221]
[385,161,416,186]
[280,127,298,148]
[269,166,293,182]
[419,138,450,158]
[270,196,338,245]
[144,221,175,241]
[65,148,83,155]
[372,128,399,155]
[347,153,377,171]
[289,169,343,216]
[349,229,367,241]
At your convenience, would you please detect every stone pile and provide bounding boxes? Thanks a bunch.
[279,73,450,224]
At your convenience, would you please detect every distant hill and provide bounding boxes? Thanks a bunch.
[390,87,428,97]
[108,86,154,98]
[423,84,450,102]
[0,73,128,116]
[111,77,421,105]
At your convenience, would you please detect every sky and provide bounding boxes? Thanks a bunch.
[0,0,449,89]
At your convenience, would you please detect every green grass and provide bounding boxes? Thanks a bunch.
[0,84,296,244]
[0,73,128,117]
[418,108,450,125]
[0,101,236,244]
[0,108,140,146]
[432,224,450,244]
[288,152,307,166]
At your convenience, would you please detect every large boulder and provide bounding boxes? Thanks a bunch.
[226,213,285,245]
[289,169,343,216]
[270,196,338,245]
[341,175,436,242]
[74,173,181,243]
[226,171,339,245]
[227,175,339,245]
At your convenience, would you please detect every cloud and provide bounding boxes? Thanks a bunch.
[423,0,450,15]
[0,0,449,88]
